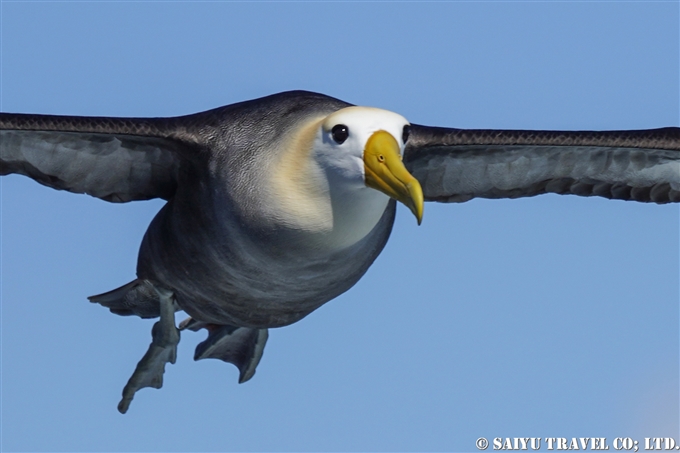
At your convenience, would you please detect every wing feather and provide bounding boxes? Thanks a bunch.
[0,113,198,202]
[404,125,680,203]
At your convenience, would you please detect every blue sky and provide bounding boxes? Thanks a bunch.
[1,2,679,451]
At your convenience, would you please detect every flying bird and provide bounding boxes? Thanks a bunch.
[2,90,679,413]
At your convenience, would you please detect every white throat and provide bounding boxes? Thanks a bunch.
[323,173,390,249]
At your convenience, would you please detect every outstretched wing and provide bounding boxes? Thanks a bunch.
[0,113,200,202]
[404,125,680,204]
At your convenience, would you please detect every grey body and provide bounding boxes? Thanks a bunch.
[139,177,394,328]
[126,92,396,328]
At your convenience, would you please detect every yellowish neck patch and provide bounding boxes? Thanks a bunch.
[267,117,334,233]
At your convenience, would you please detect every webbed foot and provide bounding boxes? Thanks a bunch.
[118,285,179,414]
[180,317,268,383]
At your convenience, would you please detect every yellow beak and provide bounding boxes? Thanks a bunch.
[363,130,424,225]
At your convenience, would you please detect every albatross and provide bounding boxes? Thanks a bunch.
[2,90,679,413]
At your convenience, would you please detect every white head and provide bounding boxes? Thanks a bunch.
[313,105,423,221]
[302,106,423,248]
[313,107,410,187]
[266,105,423,250]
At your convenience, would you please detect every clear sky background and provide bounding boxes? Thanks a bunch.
[1,2,679,451]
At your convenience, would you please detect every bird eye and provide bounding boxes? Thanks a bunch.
[402,125,411,144]
[331,124,349,144]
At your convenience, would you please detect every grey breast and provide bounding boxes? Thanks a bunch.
[134,92,397,328]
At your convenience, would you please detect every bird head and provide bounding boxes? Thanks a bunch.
[313,106,424,225]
